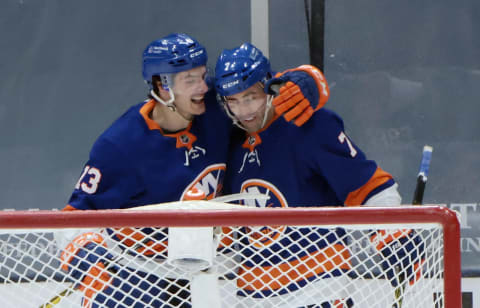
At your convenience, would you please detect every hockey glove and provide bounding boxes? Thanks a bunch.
[265,65,330,126]
[371,229,425,287]
[60,232,116,301]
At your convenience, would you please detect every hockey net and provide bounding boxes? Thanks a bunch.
[0,203,460,308]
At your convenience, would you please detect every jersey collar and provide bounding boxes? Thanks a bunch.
[139,100,197,150]
[242,113,281,152]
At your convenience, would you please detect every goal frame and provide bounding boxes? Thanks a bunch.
[0,204,461,307]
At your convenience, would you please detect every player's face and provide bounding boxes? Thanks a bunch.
[225,83,273,133]
[171,66,208,120]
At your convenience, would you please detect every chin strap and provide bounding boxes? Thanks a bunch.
[223,104,247,131]
[150,89,176,111]
[260,94,274,129]
[150,89,193,122]
[220,93,274,132]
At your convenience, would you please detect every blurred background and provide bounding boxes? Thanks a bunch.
[1,0,479,305]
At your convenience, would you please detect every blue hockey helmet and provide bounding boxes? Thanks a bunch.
[142,33,207,86]
[214,43,272,97]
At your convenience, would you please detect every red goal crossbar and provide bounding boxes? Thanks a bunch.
[0,205,461,307]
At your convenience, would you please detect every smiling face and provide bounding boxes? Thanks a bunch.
[170,66,209,120]
[225,82,274,133]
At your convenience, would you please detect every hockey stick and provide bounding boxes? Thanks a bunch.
[392,145,433,308]
[41,194,268,307]
[40,287,75,308]
[412,145,433,206]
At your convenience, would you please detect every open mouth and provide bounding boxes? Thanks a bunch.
[191,96,204,104]
[241,114,256,122]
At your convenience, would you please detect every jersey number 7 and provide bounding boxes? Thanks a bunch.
[338,132,357,158]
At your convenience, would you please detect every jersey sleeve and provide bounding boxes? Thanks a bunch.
[66,137,143,210]
[301,109,394,206]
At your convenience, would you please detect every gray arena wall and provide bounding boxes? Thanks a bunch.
[0,1,479,306]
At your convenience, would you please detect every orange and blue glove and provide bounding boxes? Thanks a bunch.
[60,232,116,303]
[265,65,330,126]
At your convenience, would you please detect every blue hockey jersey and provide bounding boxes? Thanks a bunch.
[67,94,230,211]
[224,108,395,297]
[61,94,231,307]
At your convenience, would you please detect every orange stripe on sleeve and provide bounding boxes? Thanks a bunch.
[62,205,78,211]
[237,244,351,291]
[112,227,168,256]
[344,167,393,206]
[370,229,412,250]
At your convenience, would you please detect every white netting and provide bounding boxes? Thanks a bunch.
[0,204,457,308]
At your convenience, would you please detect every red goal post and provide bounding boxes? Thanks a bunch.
[0,204,461,307]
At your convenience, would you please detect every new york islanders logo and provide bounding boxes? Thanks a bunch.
[181,163,226,200]
[240,179,288,249]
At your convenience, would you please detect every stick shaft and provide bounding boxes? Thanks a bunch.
[393,145,433,308]
[412,145,433,205]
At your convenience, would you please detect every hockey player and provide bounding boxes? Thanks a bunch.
[57,33,328,308]
[214,43,424,307]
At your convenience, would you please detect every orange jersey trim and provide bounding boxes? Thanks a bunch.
[60,232,105,272]
[112,227,168,257]
[242,114,281,151]
[344,167,393,206]
[370,229,412,250]
[237,243,351,291]
[139,100,162,131]
[139,100,197,149]
[242,133,262,152]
